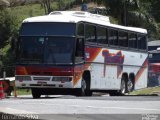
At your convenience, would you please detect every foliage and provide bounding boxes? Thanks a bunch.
[151,0,160,23]
[93,0,160,39]
[0,9,18,48]
[0,0,9,9]
[40,0,52,14]
[8,0,27,7]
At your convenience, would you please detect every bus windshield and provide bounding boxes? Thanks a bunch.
[18,36,75,65]
[20,22,76,36]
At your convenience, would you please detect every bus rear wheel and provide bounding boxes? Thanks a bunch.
[120,79,126,94]
[109,76,128,96]
[127,75,135,92]
[31,88,41,99]
[119,76,128,95]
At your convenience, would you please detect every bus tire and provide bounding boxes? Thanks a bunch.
[85,79,92,96]
[81,78,87,96]
[76,78,86,96]
[109,91,120,96]
[76,78,92,96]
[119,76,127,95]
[127,74,135,92]
[31,88,41,99]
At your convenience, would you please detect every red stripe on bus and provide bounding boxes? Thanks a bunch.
[135,59,148,82]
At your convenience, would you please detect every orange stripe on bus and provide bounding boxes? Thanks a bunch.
[73,48,102,87]
[135,59,148,82]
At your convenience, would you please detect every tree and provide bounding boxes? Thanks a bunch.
[0,0,10,9]
[57,0,65,10]
[151,0,160,23]
[93,0,139,25]
[0,9,18,48]
[93,0,160,39]
[8,0,27,7]
[40,0,52,14]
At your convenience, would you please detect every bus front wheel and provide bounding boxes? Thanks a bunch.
[31,88,41,99]
[76,78,92,96]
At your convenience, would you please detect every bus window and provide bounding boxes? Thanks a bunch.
[97,26,107,44]
[138,34,147,50]
[119,31,128,47]
[75,38,84,63]
[85,24,96,42]
[128,33,137,49]
[108,29,118,46]
[77,23,84,36]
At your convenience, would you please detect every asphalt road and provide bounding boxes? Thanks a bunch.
[0,94,160,120]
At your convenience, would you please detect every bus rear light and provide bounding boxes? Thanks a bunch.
[16,76,32,81]
[52,77,72,82]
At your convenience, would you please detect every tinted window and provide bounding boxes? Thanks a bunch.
[108,29,118,46]
[19,37,75,64]
[138,34,147,50]
[77,23,84,36]
[128,33,137,49]
[149,53,160,63]
[85,24,96,42]
[119,31,128,47]
[44,37,74,64]
[19,37,44,63]
[75,38,84,63]
[97,27,107,44]
[20,23,76,36]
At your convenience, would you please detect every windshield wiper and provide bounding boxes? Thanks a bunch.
[20,59,42,63]
[45,63,73,65]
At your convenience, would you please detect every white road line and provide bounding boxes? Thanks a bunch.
[24,102,160,112]
[0,107,37,114]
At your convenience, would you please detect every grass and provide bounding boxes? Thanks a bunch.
[9,0,75,23]
[15,88,31,96]
[129,86,160,95]
[9,4,45,25]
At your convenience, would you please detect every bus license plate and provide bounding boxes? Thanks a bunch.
[37,81,47,85]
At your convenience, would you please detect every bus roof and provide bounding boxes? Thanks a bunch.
[23,11,147,34]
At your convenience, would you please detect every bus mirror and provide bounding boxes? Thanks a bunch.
[149,54,152,58]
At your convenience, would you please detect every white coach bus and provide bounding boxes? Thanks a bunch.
[15,11,148,98]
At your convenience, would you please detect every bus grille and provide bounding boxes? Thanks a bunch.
[33,76,51,81]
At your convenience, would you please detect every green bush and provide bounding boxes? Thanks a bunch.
[0,9,18,48]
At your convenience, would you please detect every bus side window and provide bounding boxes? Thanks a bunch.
[119,31,128,47]
[138,34,147,50]
[97,26,108,44]
[75,38,84,62]
[108,29,118,46]
[128,33,137,49]
[85,24,96,43]
[77,23,84,36]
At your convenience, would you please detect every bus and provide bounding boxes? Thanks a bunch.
[148,49,160,86]
[15,11,148,98]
